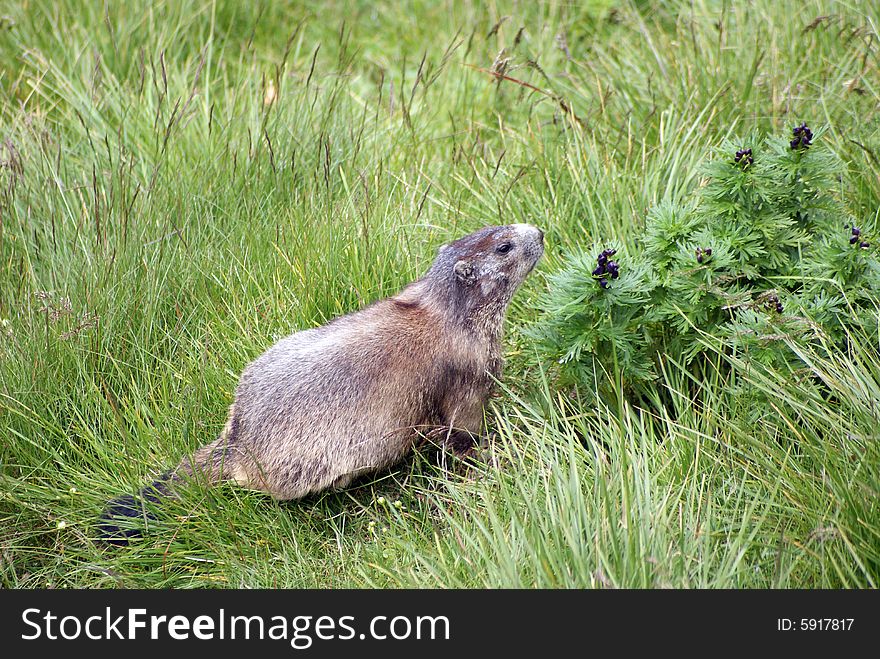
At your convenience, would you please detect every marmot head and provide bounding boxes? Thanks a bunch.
[426,224,544,327]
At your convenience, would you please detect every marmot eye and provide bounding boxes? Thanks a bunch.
[496,243,513,254]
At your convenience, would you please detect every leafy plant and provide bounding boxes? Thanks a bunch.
[530,125,880,395]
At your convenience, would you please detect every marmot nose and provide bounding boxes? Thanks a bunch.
[512,223,544,243]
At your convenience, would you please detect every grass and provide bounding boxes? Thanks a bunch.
[0,0,878,588]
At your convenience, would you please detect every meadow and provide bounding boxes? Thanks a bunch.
[1,0,878,588]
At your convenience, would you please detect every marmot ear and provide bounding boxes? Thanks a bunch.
[454,259,476,285]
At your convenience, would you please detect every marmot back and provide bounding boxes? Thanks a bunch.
[99,223,544,544]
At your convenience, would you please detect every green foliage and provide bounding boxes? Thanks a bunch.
[2,0,879,589]
[530,128,880,392]
[531,245,659,387]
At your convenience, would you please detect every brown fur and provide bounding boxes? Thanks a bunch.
[102,224,543,531]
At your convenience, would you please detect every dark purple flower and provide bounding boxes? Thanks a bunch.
[593,248,619,289]
[695,246,713,264]
[734,148,753,166]
[850,227,870,249]
[790,122,813,150]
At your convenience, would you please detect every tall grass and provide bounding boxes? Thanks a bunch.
[1,0,878,588]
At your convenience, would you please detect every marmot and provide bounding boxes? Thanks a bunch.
[99,223,544,544]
